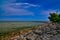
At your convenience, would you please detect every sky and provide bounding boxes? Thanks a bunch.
[0,0,60,21]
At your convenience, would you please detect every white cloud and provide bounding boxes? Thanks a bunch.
[41,9,60,14]
[2,4,34,16]
[14,3,40,8]
[39,9,60,17]
[1,0,40,16]
[1,2,36,16]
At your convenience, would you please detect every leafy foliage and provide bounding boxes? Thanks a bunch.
[48,13,60,23]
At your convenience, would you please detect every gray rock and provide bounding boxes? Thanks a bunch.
[17,23,60,40]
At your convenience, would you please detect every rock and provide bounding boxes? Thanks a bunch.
[4,23,60,40]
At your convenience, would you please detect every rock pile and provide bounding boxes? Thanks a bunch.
[19,23,60,40]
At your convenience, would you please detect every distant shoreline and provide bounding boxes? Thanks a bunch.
[0,21,48,23]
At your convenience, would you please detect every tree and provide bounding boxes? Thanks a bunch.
[57,14,60,23]
[48,13,60,22]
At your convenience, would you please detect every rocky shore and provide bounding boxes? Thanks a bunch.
[1,23,60,40]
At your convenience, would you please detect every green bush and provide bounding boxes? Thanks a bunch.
[48,13,60,23]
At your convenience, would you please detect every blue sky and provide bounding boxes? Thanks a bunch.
[0,0,60,21]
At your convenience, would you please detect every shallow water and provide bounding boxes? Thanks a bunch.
[0,21,45,33]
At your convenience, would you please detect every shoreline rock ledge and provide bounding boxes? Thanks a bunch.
[18,23,60,40]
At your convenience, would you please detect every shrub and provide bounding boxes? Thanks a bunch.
[48,13,60,23]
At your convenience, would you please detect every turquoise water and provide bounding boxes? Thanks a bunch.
[0,21,45,33]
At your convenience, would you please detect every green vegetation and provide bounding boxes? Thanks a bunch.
[48,13,60,23]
